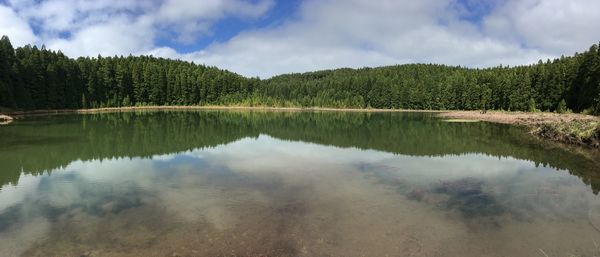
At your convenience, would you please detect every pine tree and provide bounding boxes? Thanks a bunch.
[0,35,16,108]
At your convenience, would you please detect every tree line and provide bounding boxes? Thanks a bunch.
[0,35,599,114]
[0,36,259,110]
[261,45,600,113]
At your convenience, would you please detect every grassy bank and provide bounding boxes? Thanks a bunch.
[438,111,600,148]
[534,121,600,148]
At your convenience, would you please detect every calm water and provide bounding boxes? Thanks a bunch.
[1,111,600,257]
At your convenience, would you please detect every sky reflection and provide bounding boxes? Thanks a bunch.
[1,134,599,257]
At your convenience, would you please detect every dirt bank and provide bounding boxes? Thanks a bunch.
[438,111,600,148]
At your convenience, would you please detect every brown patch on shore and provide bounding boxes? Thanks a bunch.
[0,114,14,125]
[437,110,598,125]
[438,111,600,148]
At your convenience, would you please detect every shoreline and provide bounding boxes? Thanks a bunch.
[4,105,443,117]
[0,114,13,125]
[4,106,599,149]
[438,111,600,148]
[437,110,599,125]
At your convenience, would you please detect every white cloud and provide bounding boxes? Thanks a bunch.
[157,0,273,21]
[9,0,146,33]
[484,0,600,54]
[2,0,600,78]
[2,0,272,57]
[0,5,37,46]
[155,0,274,43]
[167,0,554,77]
[46,15,156,57]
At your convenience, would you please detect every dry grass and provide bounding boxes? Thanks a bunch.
[438,111,600,148]
[535,121,600,148]
[438,110,598,126]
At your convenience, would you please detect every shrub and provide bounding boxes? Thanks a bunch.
[122,96,131,107]
[594,95,600,115]
[557,99,568,114]
[582,108,594,115]
[528,98,538,112]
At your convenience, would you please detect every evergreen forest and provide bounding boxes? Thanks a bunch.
[1,35,599,114]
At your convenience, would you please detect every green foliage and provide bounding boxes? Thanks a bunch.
[528,99,538,112]
[582,108,594,115]
[256,43,600,114]
[0,36,253,110]
[81,94,87,109]
[557,99,568,114]
[122,96,131,107]
[0,35,599,116]
[594,88,600,115]
[480,85,492,112]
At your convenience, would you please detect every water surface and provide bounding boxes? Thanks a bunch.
[1,111,599,257]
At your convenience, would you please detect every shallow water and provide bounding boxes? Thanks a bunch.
[1,111,599,257]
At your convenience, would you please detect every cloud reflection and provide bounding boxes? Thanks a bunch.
[0,135,599,256]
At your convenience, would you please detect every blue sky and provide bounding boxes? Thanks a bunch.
[155,0,301,53]
[1,0,599,78]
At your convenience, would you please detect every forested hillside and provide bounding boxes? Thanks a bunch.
[261,46,600,113]
[0,35,599,114]
[0,36,258,110]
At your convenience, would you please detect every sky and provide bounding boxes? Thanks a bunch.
[0,0,599,78]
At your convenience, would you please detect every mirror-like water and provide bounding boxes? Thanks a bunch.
[1,111,599,257]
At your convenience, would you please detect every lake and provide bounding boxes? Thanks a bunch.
[1,110,599,257]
